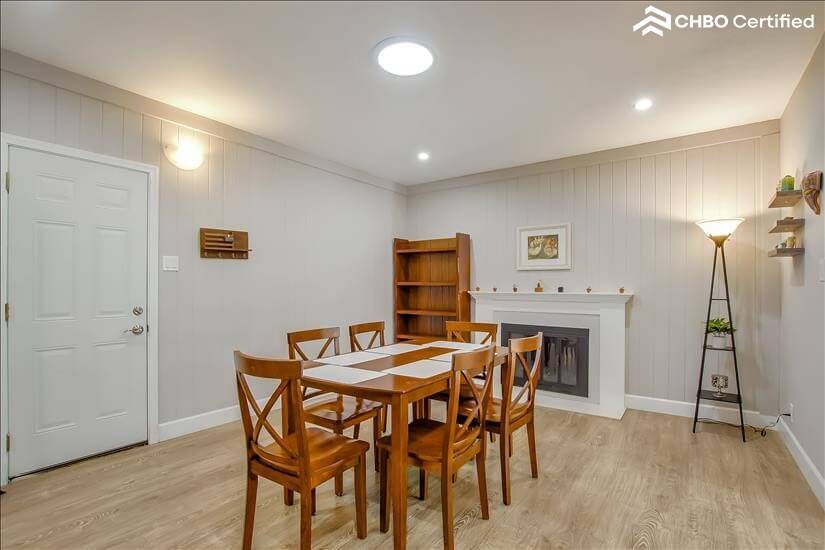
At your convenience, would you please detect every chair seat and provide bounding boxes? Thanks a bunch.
[258,427,369,473]
[460,396,530,425]
[376,418,476,462]
[429,379,485,403]
[304,396,382,429]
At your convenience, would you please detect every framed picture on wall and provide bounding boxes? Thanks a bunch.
[516,223,572,270]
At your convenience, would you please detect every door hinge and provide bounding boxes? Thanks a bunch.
[4,171,9,193]
[5,434,9,452]
[3,303,8,322]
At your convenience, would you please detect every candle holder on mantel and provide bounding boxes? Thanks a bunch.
[534,281,544,292]
[513,284,518,292]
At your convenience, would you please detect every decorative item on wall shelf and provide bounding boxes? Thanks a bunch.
[802,170,822,214]
[557,286,564,293]
[199,228,250,259]
[516,223,572,270]
[619,287,625,294]
[586,286,592,293]
[779,174,795,191]
[492,287,497,292]
[475,286,480,291]
[513,284,519,292]
[534,281,544,292]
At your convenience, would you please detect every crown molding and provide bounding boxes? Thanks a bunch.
[409,119,780,196]
[1,48,405,196]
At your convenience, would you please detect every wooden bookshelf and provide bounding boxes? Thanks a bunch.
[393,234,470,342]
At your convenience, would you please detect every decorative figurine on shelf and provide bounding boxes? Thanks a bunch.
[803,170,822,215]
[557,286,564,293]
[475,286,480,291]
[586,286,592,293]
[534,281,544,293]
[513,284,519,292]
[711,374,729,398]
[786,235,797,248]
[619,287,625,294]
[492,287,497,292]
[780,174,795,191]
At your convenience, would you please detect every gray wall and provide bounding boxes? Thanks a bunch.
[407,129,783,415]
[1,65,407,424]
[778,36,824,478]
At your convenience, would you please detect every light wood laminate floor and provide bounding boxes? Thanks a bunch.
[1,408,822,549]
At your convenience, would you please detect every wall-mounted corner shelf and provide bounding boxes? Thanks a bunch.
[768,218,805,233]
[768,247,804,257]
[768,190,803,208]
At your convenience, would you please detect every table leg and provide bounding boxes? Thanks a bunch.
[391,394,409,550]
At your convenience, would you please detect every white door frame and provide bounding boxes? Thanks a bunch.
[0,133,160,485]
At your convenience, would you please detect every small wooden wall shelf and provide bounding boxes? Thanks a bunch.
[393,234,470,342]
[200,228,250,259]
[768,190,803,208]
[768,247,804,257]
[769,218,805,233]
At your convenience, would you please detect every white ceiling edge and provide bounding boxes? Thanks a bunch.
[408,119,780,196]
[0,49,783,200]
[0,48,407,196]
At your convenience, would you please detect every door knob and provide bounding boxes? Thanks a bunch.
[123,324,144,335]
[133,306,144,316]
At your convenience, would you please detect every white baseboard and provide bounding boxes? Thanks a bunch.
[776,418,825,510]
[158,398,271,442]
[624,393,775,427]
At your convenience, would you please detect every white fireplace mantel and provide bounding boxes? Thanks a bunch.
[469,290,633,419]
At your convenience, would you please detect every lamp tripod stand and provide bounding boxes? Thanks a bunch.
[692,220,746,442]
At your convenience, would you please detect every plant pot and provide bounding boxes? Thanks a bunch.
[709,333,730,345]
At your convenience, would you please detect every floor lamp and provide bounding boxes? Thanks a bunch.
[692,217,746,442]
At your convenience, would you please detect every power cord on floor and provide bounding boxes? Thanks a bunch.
[696,413,790,437]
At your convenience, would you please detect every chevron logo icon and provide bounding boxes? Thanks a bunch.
[633,5,672,37]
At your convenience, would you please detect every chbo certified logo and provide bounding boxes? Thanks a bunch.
[633,5,672,37]
[633,4,816,37]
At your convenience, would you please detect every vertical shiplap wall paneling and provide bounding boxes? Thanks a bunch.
[684,149,704,400]
[55,89,81,148]
[668,151,686,401]
[408,136,781,414]
[1,70,405,423]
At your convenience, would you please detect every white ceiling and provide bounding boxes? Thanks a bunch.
[1,1,823,185]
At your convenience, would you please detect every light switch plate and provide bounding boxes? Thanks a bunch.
[162,255,180,272]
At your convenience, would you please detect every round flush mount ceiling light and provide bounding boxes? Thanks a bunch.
[164,138,204,170]
[417,151,430,161]
[376,37,433,76]
[634,97,653,111]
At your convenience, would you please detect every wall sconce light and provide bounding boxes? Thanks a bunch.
[164,138,204,170]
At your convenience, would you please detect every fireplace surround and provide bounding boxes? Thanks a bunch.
[469,290,632,419]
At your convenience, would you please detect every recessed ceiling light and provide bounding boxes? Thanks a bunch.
[376,38,433,76]
[634,97,653,111]
[417,151,430,161]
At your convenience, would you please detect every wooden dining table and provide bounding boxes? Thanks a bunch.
[282,340,508,550]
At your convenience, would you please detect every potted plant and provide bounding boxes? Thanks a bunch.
[706,317,735,342]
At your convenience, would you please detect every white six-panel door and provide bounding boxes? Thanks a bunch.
[8,145,148,477]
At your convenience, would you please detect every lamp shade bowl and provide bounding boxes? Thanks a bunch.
[696,218,744,240]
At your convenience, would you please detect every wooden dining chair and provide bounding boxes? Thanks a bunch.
[348,321,389,433]
[377,346,495,550]
[445,321,498,345]
[426,321,499,409]
[287,327,383,492]
[463,333,542,505]
[234,351,368,550]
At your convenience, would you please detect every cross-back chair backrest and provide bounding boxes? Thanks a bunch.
[287,327,341,360]
[234,351,309,477]
[348,321,385,352]
[443,345,495,461]
[445,321,498,345]
[502,333,543,417]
